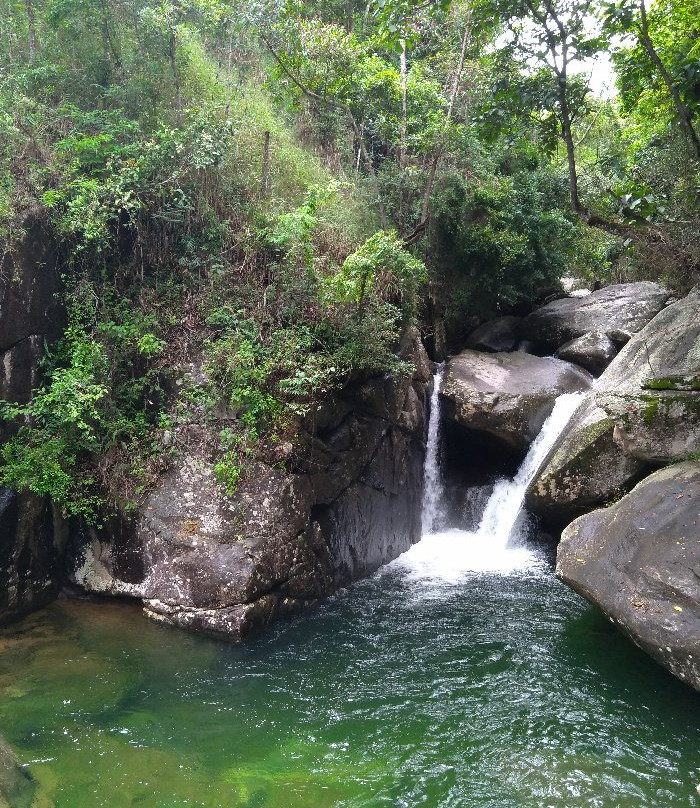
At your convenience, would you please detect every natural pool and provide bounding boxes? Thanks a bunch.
[1,535,698,808]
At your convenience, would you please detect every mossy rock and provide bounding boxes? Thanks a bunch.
[526,400,646,525]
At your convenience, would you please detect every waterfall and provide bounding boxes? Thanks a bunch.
[421,363,445,535]
[476,392,585,547]
[395,390,585,582]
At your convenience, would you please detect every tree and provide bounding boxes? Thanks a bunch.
[603,0,700,161]
[502,0,602,216]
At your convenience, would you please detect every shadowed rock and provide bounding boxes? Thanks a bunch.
[465,316,521,353]
[0,221,69,624]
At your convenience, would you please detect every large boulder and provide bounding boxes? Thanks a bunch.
[519,282,670,355]
[557,462,700,692]
[525,399,647,525]
[594,286,700,464]
[441,350,592,451]
[69,333,430,642]
[527,286,699,521]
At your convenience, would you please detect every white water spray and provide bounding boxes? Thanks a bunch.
[420,363,445,534]
[475,392,585,547]
[397,390,585,581]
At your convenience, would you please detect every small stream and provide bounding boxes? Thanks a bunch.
[0,377,698,808]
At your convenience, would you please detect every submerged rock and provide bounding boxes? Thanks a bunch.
[0,733,37,808]
[70,332,429,642]
[557,462,700,692]
[519,282,670,355]
[441,350,592,451]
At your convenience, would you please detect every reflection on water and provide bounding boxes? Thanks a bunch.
[0,551,698,808]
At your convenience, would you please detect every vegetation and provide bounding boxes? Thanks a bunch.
[0,0,698,518]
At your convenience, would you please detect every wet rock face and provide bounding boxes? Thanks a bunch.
[519,282,670,358]
[525,400,647,527]
[441,350,592,451]
[0,489,68,623]
[313,419,423,586]
[0,223,65,362]
[70,331,430,642]
[0,223,68,624]
[557,462,700,692]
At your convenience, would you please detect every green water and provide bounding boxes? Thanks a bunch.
[1,549,699,808]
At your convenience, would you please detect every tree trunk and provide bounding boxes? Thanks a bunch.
[399,40,408,171]
[638,0,700,160]
[408,14,471,243]
[557,74,584,215]
[169,29,181,114]
[398,39,408,229]
[260,131,270,199]
[225,23,234,115]
[25,0,37,65]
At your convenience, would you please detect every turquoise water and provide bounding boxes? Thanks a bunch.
[1,543,699,808]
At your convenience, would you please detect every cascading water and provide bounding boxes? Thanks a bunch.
[475,392,585,547]
[420,363,446,534]
[401,390,586,581]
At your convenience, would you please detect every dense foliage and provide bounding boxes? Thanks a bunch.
[0,0,698,517]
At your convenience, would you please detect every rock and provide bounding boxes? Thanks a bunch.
[465,316,521,353]
[525,400,647,526]
[0,732,36,808]
[527,287,699,522]
[557,462,700,692]
[0,222,65,362]
[0,489,68,623]
[554,330,618,376]
[0,222,69,624]
[519,282,670,353]
[400,325,433,383]
[313,420,423,585]
[441,350,592,450]
[593,287,700,464]
[70,333,429,642]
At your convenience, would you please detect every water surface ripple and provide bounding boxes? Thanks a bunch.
[0,543,698,808]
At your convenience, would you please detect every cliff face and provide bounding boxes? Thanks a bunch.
[0,223,69,623]
[0,227,431,640]
[69,332,431,640]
